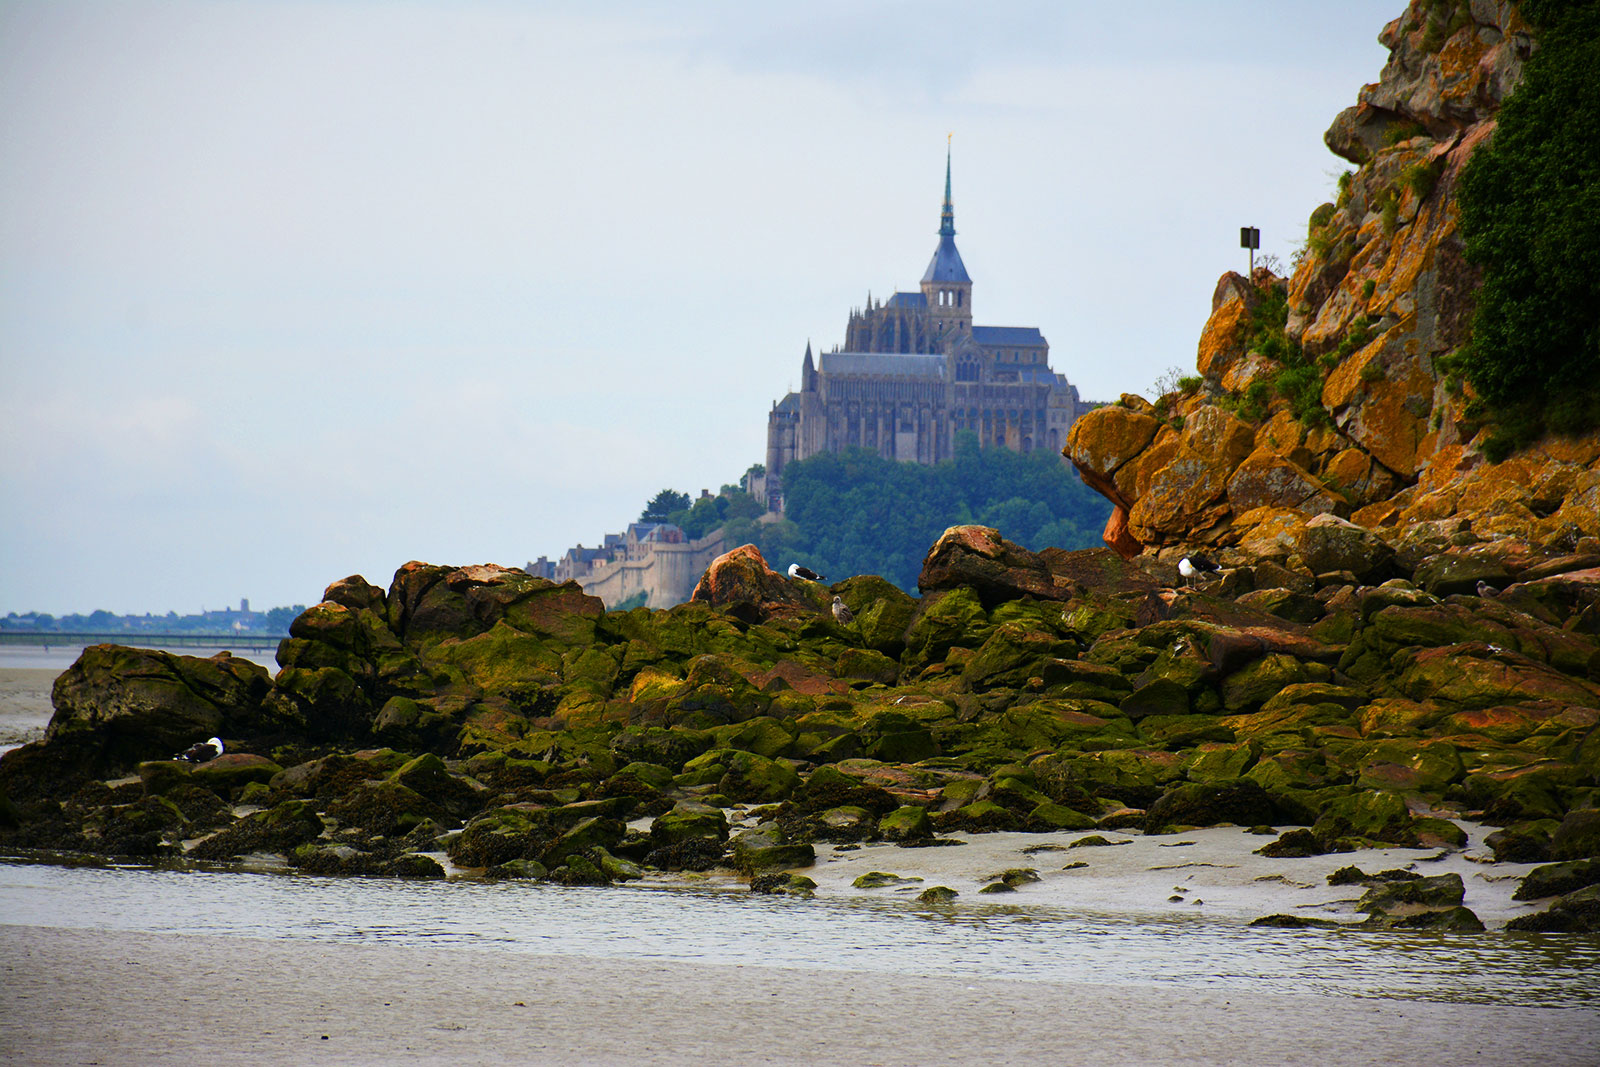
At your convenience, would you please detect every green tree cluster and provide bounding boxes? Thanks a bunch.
[1456,0,1600,458]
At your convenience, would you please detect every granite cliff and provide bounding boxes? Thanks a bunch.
[1068,0,1599,565]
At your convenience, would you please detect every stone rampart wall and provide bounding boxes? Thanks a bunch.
[576,529,726,609]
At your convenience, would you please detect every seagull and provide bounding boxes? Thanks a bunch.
[175,736,224,763]
[1178,554,1221,589]
[831,596,854,625]
[788,563,827,582]
[1475,581,1499,599]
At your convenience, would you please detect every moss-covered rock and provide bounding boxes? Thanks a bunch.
[1355,740,1463,793]
[750,872,817,896]
[963,623,1079,691]
[836,648,900,687]
[878,804,934,841]
[1027,801,1098,831]
[1119,678,1190,720]
[1551,808,1600,860]
[852,870,923,889]
[1222,654,1324,712]
[1485,821,1556,864]
[650,800,729,845]
[858,711,938,764]
[1312,789,1416,847]
[717,750,801,803]
[836,576,918,656]
[901,587,989,670]
[730,825,815,873]
[1357,872,1466,913]
[1514,858,1600,901]
[45,646,270,772]
[1144,778,1290,833]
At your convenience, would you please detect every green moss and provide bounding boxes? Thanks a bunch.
[1402,157,1445,201]
[1379,190,1400,233]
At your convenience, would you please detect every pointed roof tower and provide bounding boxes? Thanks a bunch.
[921,142,971,285]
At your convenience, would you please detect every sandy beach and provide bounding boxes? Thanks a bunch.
[0,667,56,754]
[4,924,1596,1067]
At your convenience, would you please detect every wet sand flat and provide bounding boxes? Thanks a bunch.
[4,925,1597,1067]
[0,668,56,752]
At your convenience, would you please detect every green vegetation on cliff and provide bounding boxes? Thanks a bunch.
[1457,0,1600,457]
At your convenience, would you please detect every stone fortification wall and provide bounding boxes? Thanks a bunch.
[576,529,726,609]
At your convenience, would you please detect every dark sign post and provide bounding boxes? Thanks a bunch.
[1240,226,1260,274]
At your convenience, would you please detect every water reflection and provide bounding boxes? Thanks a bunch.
[2,860,1595,1009]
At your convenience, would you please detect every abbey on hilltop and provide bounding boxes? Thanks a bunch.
[762,150,1087,512]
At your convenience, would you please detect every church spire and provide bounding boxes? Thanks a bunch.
[921,137,971,289]
[939,138,955,238]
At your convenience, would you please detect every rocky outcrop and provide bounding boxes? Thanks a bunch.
[2,509,1595,915]
[1067,1,1599,562]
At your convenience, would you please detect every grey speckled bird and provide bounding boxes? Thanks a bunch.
[831,595,854,625]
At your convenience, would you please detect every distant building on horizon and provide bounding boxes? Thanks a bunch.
[763,149,1086,512]
[527,520,725,610]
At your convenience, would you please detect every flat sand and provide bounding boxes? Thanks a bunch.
[4,925,1596,1067]
[0,668,55,753]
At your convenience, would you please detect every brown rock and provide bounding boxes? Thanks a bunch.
[1127,442,1234,544]
[1066,405,1161,508]
[1226,451,1342,517]
[918,526,1063,605]
[1099,505,1142,561]
[1184,406,1256,469]
[1195,274,1257,381]
[690,544,813,621]
[322,575,386,614]
[1322,333,1436,479]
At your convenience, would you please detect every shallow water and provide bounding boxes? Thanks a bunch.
[3,860,1596,1009]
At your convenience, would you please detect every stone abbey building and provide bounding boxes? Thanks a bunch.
[763,153,1085,512]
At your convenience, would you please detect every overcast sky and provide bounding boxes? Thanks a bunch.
[0,0,1406,615]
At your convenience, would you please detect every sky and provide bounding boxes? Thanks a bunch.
[0,0,1408,615]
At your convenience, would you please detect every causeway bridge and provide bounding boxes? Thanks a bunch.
[0,632,285,654]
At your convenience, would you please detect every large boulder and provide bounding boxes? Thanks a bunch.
[690,544,814,622]
[388,562,602,647]
[918,526,1063,605]
[43,646,270,770]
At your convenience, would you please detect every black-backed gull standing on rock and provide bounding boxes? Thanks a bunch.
[831,596,854,625]
[1178,554,1221,589]
[175,736,224,763]
[788,563,827,582]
